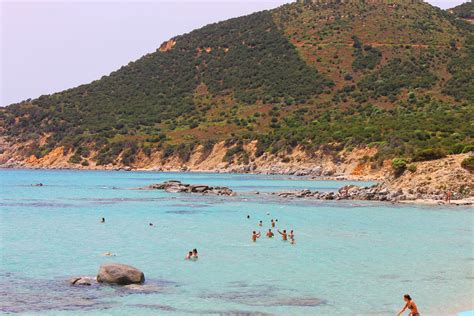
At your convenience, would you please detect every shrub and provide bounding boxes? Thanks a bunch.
[391,158,407,176]
[462,145,474,153]
[450,143,466,154]
[412,148,447,162]
[161,145,175,160]
[176,143,195,162]
[69,153,82,164]
[407,164,417,173]
[223,143,244,162]
[461,156,474,172]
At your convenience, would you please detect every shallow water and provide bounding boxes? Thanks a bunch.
[0,169,472,315]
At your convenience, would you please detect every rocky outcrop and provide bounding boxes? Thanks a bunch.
[273,183,473,204]
[145,180,236,196]
[97,263,145,285]
[158,39,176,52]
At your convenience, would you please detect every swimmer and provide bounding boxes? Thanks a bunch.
[100,217,105,223]
[252,231,261,242]
[102,252,115,256]
[185,251,193,260]
[247,215,250,219]
[271,219,275,228]
[277,229,287,241]
[396,294,419,316]
[266,229,274,238]
[149,223,154,226]
[259,220,263,227]
[289,230,294,240]
[192,248,198,259]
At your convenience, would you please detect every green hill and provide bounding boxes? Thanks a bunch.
[1,0,473,168]
[449,2,474,19]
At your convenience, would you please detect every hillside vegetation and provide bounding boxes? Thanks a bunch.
[449,2,474,19]
[1,0,473,169]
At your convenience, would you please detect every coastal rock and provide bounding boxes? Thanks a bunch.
[144,180,235,196]
[97,263,144,285]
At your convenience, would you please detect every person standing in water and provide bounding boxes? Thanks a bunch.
[100,217,105,223]
[259,220,263,227]
[252,231,261,242]
[266,229,274,238]
[271,219,275,228]
[277,229,287,241]
[396,294,419,316]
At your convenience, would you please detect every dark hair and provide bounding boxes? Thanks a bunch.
[283,230,286,233]
[253,231,256,234]
[193,248,197,253]
[404,294,412,300]
[268,229,271,231]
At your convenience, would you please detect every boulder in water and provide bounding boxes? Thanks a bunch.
[97,263,144,285]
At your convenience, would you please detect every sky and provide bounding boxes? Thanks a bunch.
[0,0,467,106]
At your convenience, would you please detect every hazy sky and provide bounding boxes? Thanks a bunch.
[0,0,467,106]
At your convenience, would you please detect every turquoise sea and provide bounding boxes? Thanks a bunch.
[0,169,472,315]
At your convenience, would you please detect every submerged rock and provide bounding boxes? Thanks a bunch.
[97,263,144,285]
[69,276,96,286]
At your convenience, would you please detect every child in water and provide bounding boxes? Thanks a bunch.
[192,248,198,259]
[185,251,193,260]
[252,231,261,242]
[289,230,295,244]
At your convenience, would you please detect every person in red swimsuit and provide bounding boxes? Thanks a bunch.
[397,294,420,316]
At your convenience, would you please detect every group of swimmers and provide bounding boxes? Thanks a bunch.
[251,216,296,244]
[99,217,420,314]
[185,248,199,260]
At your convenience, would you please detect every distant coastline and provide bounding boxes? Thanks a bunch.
[2,152,472,206]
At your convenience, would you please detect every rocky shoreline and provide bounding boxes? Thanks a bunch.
[0,163,351,178]
[3,153,472,205]
[272,184,473,205]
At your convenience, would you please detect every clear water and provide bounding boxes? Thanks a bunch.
[0,169,472,315]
